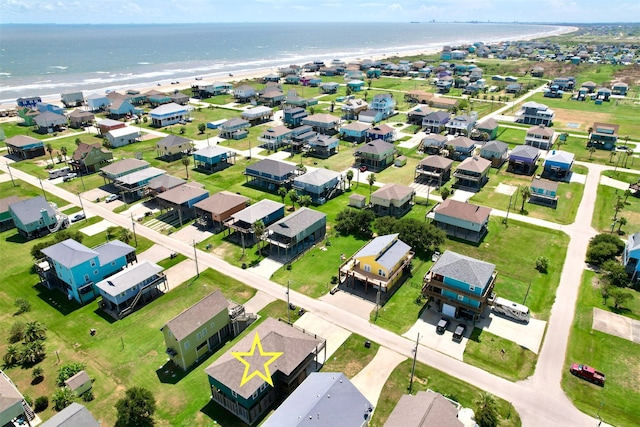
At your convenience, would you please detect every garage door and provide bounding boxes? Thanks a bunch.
[442,303,456,318]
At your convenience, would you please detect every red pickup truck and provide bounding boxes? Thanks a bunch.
[570,363,606,386]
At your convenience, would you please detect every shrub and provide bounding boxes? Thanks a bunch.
[32,366,44,381]
[57,362,86,386]
[330,276,338,285]
[535,256,549,273]
[14,298,31,314]
[23,394,33,407]
[34,396,49,412]
[586,242,620,265]
[82,390,95,402]
[8,322,26,343]
[52,387,75,411]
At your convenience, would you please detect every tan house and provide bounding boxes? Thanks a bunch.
[370,183,416,218]
[156,134,192,160]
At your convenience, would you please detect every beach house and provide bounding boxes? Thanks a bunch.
[264,207,327,260]
[259,125,294,151]
[224,200,286,247]
[507,145,540,175]
[453,156,491,190]
[149,102,189,127]
[365,124,396,143]
[5,135,45,160]
[40,402,99,427]
[156,184,210,226]
[147,175,185,195]
[37,238,136,304]
[302,113,340,135]
[449,136,476,160]
[244,159,298,190]
[8,196,64,239]
[525,125,555,150]
[515,101,554,126]
[588,123,619,151]
[101,158,150,181]
[156,134,192,160]
[623,232,640,281]
[354,140,395,172]
[283,107,308,127]
[68,109,95,128]
[205,317,325,425]
[194,191,250,231]
[339,233,414,294]
[529,176,559,208]
[0,370,36,427]
[219,118,250,140]
[293,168,342,205]
[445,114,477,136]
[70,142,113,174]
[241,106,274,125]
[370,184,415,218]
[543,150,574,180]
[369,93,396,120]
[112,167,166,202]
[304,134,340,158]
[233,84,257,102]
[422,111,450,134]
[479,140,509,167]
[432,198,491,243]
[422,250,497,322]
[385,390,464,427]
[86,93,109,111]
[193,146,235,172]
[340,121,370,143]
[414,155,453,187]
[105,127,140,148]
[0,196,20,231]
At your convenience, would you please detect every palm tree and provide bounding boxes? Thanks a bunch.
[588,146,596,160]
[252,220,265,256]
[277,186,288,204]
[46,143,54,165]
[520,186,531,212]
[625,149,633,168]
[24,321,47,343]
[181,155,191,179]
[118,228,132,244]
[346,169,354,189]
[474,392,499,427]
[367,173,376,201]
[618,217,627,233]
[624,189,632,203]
[60,146,68,164]
[298,195,312,207]
[3,344,21,365]
[287,190,299,211]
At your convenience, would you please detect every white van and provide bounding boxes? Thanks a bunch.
[492,297,530,323]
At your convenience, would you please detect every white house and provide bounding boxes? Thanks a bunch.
[105,127,140,148]
[149,102,189,127]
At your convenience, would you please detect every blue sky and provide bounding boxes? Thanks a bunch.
[0,0,638,24]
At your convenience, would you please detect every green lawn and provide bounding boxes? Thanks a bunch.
[469,167,584,225]
[591,183,640,234]
[321,334,380,378]
[371,359,520,427]
[562,270,640,427]
[495,126,527,146]
[464,328,537,381]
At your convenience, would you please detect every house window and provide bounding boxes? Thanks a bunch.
[231,390,237,398]
[252,390,259,399]
[111,261,116,266]
[210,322,215,329]
[457,295,464,301]
[84,274,90,283]
[183,341,190,350]
[90,259,96,267]
[378,269,386,277]
[93,270,99,275]
[260,383,267,392]
[363,264,371,273]
[469,285,475,292]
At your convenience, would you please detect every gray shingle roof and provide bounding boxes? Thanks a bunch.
[147,174,186,191]
[294,168,340,187]
[267,207,326,239]
[95,240,135,266]
[9,196,55,225]
[418,155,453,169]
[358,139,394,155]
[41,239,98,268]
[509,145,539,160]
[0,196,22,215]
[157,134,191,149]
[205,317,324,398]
[481,140,508,153]
[263,372,373,427]
[40,402,100,427]
[64,370,91,392]
[231,199,284,224]
[247,158,297,177]
[384,390,463,427]
[95,260,163,297]
[430,250,495,290]
[164,290,230,341]
[101,158,149,176]
[156,184,208,205]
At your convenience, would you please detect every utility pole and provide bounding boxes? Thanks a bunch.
[193,239,199,277]
[503,192,513,225]
[375,285,381,320]
[39,178,47,200]
[77,193,86,222]
[409,332,420,394]
[286,280,291,323]
[6,162,16,187]
[130,213,138,247]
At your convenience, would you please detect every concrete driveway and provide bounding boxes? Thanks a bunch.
[476,313,547,354]
[319,290,374,320]
[294,312,351,365]
[592,307,640,343]
[351,346,406,406]
[242,291,276,314]
[171,223,213,245]
[80,219,116,236]
[403,310,468,360]
[247,257,284,279]
[164,259,197,291]
[137,244,173,264]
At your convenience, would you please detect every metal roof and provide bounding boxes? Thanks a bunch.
[95,260,163,297]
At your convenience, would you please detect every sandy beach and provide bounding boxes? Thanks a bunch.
[9,24,577,109]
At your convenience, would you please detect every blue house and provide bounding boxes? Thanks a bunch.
[507,145,540,175]
[224,200,286,247]
[365,124,396,143]
[113,167,166,202]
[543,150,574,180]
[108,98,138,118]
[219,118,250,140]
[422,250,497,322]
[346,80,365,92]
[623,233,640,281]
[357,109,385,124]
[422,111,450,134]
[293,168,342,204]
[95,260,167,319]
[283,107,308,127]
[612,81,629,96]
[86,93,109,111]
[149,103,188,127]
[516,101,554,126]
[445,114,477,136]
[339,122,370,143]
[244,159,298,190]
[9,196,65,240]
[369,93,395,120]
[305,134,340,158]
[37,239,136,304]
[319,82,339,94]
[17,96,42,108]
[530,177,559,208]
[193,146,235,172]
[588,123,619,150]
[36,102,64,114]
[308,77,323,87]
[449,136,476,160]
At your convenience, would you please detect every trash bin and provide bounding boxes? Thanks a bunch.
[364,340,371,348]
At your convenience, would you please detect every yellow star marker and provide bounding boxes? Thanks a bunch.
[232,332,283,387]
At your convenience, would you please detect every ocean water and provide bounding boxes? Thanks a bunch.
[0,22,566,103]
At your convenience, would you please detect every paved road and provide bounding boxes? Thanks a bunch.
[2,153,618,426]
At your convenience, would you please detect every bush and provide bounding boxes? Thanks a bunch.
[57,362,86,386]
[586,242,620,265]
[535,256,549,273]
[8,322,26,343]
[34,396,49,412]
[82,390,95,402]
[14,298,31,314]
[330,276,338,285]
[32,366,44,381]
[23,394,33,407]
[52,387,75,411]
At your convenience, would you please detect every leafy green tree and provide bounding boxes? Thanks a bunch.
[52,387,75,411]
[57,362,86,386]
[8,321,26,343]
[179,126,186,135]
[277,186,288,204]
[346,169,354,189]
[46,143,54,164]
[197,123,206,134]
[590,233,625,253]
[181,155,191,179]
[536,256,549,273]
[298,195,312,208]
[115,387,156,427]
[609,287,634,309]
[440,187,451,200]
[587,243,620,265]
[601,260,630,288]
[21,341,45,364]
[34,396,48,412]
[14,298,31,314]
[374,216,398,236]
[3,344,21,366]
[617,217,627,234]
[335,208,375,238]
[287,190,299,211]
[475,392,499,427]
[32,366,45,382]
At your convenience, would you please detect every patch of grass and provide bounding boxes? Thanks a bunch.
[156,253,187,270]
[562,270,640,427]
[592,183,640,234]
[321,334,379,378]
[464,328,537,381]
[371,358,520,427]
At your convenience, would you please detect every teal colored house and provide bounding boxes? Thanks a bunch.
[96,260,167,319]
[346,80,365,92]
[205,317,325,425]
[543,150,574,180]
[339,122,370,143]
[37,239,136,304]
[422,250,497,322]
[193,146,235,172]
[588,123,618,150]
[530,177,559,208]
[0,196,20,231]
[283,107,308,127]
[108,99,138,118]
[476,118,499,140]
[9,196,63,239]
[293,168,342,204]
[369,93,396,119]
[623,233,640,281]
[244,159,297,190]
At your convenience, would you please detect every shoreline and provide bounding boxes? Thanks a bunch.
[2,24,578,108]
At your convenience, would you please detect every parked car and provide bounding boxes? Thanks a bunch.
[62,172,77,182]
[436,317,450,334]
[570,363,605,386]
[105,194,119,203]
[359,165,368,172]
[72,213,85,222]
[452,323,467,342]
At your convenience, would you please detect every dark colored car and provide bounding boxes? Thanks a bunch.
[453,323,467,342]
[359,165,368,172]
[436,317,450,334]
